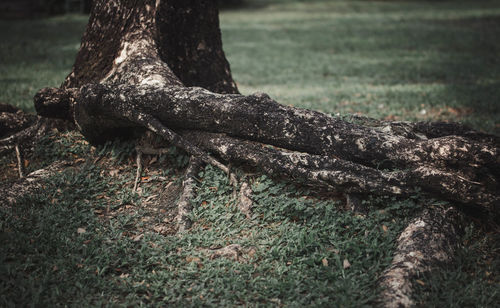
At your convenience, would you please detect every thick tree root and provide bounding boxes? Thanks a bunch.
[30,0,499,222]
[182,131,499,212]
[77,84,497,175]
[34,83,500,219]
[378,205,464,307]
[21,1,497,305]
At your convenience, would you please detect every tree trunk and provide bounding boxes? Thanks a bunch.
[61,0,237,94]
[32,0,499,222]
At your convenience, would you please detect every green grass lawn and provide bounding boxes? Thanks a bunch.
[221,0,500,134]
[1,0,499,306]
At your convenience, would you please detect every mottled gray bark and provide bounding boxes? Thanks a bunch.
[30,0,498,220]
[35,84,500,218]
[378,205,464,307]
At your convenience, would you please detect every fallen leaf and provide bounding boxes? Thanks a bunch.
[343,259,351,269]
[416,279,425,286]
[77,227,86,234]
[322,258,329,267]
[382,225,388,232]
[132,234,144,242]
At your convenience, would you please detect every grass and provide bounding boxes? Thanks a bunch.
[221,0,500,134]
[1,132,421,306]
[1,0,499,306]
[0,14,88,111]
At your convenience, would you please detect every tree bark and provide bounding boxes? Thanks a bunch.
[378,205,464,307]
[31,0,499,222]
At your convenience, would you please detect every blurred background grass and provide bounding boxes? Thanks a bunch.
[1,0,499,134]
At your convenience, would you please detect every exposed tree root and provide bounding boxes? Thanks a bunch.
[14,144,24,178]
[0,118,43,155]
[237,181,253,218]
[176,156,202,233]
[34,83,500,220]
[133,147,143,192]
[378,205,465,307]
[0,160,73,207]
[1,103,74,158]
[1,1,497,304]
[0,103,37,138]
[181,130,498,213]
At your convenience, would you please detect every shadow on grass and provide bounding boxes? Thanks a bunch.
[426,15,500,132]
[0,15,87,110]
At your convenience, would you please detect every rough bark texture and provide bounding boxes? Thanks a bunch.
[35,84,499,218]
[30,0,499,223]
[0,103,37,138]
[62,0,237,94]
[156,0,238,94]
[378,205,464,307]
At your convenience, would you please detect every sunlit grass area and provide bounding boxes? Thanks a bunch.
[1,0,499,306]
